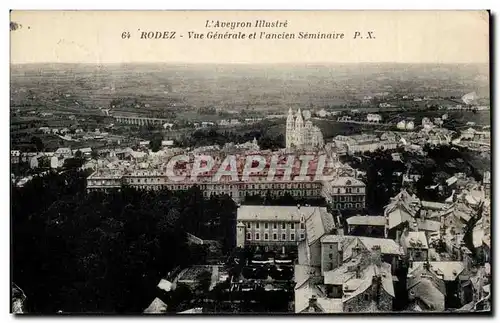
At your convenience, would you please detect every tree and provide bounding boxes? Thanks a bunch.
[74,150,83,159]
[149,134,163,152]
[30,136,44,152]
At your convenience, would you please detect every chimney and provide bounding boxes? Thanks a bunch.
[352,243,362,258]
[371,245,382,266]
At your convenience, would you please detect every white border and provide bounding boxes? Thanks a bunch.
[3,1,498,323]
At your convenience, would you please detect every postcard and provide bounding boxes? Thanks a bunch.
[10,10,491,315]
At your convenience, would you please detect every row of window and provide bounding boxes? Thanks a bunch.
[331,187,364,194]
[246,232,305,241]
[88,180,121,186]
[331,195,365,202]
[332,202,364,209]
[124,184,321,198]
[246,222,306,230]
[126,179,322,190]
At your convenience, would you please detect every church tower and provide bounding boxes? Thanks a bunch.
[286,108,295,149]
[295,108,304,148]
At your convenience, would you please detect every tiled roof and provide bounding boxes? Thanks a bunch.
[416,219,441,232]
[358,237,404,256]
[324,255,394,302]
[347,216,386,226]
[330,176,365,187]
[237,205,325,222]
[408,279,445,311]
[321,235,403,258]
[400,231,428,249]
[387,208,413,229]
[410,262,464,281]
[294,265,320,289]
[407,263,446,296]
[305,208,335,246]
[421,200,450,210]
[144,298,168,314]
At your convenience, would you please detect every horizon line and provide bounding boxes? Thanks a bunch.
[10,61,489,66]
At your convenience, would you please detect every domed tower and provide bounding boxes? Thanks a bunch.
[286,108,295,149]
[295,108,304,148]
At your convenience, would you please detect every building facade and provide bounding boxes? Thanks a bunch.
[121,171,323,200]
[323,176,366,211]
[236,205,313,251]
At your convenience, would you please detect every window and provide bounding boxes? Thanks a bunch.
[256,222,260,229]
[255,233,260,240]
[282,223,286,229]
[246,223,251,229]
[265,223,269,229]
[282,233,286,240]
[273,233,277,240]
[329,253,333,259]
[264,233,269,240]
[246,233,251,240]
[300,223,305,229]
[291,223,295,230]
[290,233,295,241]
[273,223,277,229]
[364,294,370,301]
[300,233,305,240]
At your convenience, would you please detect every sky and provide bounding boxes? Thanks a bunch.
[10,10,490,64]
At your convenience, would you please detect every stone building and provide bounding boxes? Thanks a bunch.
[235,205,325,251]
[286,108,324,150]
[322,176,366,211]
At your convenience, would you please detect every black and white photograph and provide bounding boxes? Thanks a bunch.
[9,10,491,315]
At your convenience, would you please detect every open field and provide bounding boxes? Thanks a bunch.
[11,63,489,117]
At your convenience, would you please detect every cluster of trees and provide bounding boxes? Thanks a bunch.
[174,128,285,150]
[148,133,164,152]
[12,170,237,313]
[343,149,406,213]
[109,97,142,109]
[344,144,486,212]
